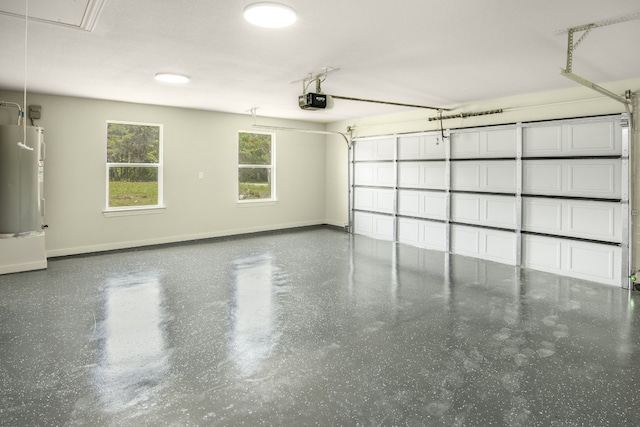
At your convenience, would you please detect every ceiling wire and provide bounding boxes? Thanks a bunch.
[23,0,28,129]
[21,0,32,149]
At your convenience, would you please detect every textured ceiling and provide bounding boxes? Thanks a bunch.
[1,0,639,123]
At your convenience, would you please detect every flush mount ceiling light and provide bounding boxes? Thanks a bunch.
[154,73,190,84]
[243,2,297,28]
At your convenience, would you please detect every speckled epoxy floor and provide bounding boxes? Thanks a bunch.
[1,226,639,426]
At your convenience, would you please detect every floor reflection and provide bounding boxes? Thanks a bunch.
[230,255,278,376]
[95,274,170,412]
[2,229,640,425]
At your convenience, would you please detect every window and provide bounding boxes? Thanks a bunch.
[238,131,275,202]
[106,121,163,209]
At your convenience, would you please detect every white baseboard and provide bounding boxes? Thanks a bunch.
[46,220,328,258]
[0,260,48,275]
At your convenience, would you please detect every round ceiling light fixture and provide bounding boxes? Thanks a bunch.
[155,73,190,84]
[243,2,297,28]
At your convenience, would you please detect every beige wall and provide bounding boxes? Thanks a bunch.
[2,78,639,270]
[326,77,640,273]
[0,91,327,256]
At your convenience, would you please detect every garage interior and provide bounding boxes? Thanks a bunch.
[1,0,640,425]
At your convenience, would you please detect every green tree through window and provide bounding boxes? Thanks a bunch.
[238,132,274,201]
[106,122,162,208]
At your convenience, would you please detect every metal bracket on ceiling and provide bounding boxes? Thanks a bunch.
[564,24,596,74]
[559,12,640,108]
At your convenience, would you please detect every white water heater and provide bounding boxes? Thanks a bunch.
[0,124,44,234]
[0,124,47,274]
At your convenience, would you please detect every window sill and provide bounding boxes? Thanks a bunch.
[237,199,278,207]
[103,206,166,217]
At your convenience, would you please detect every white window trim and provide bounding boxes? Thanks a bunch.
[105,121,164,214]
[102,206,166,217]
[237,130,277,204]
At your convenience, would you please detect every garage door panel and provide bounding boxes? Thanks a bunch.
[398,163,419,187]
[354,188,395,214]
[451,163,480,190]
[523,199,563,233]
[398,135,420,159]
[398,134,444,160]
[451,132,480,157]
[484,233,516,264]
[452,161,516,193]
[399,162,446,189]
[522,235,621,286]
[485,198,517,227]
[566,202,620,242]
[452,225,517,265]
[421,222,447,250]
[567,205,611,235]
[398,190,447,220]
[354,211,374,235]
[375,216,395,239]
[397,191,420,216]
[523,163,563,193]
[451,195,480,222]
[422,163,446,188]
[450,194,516,228]
[485,164,517,190]
[376,165,396,186]
[354,188,374,210]
[523,125,563,156]
[354,164,374,185]
[376,191,395,213]
[354,139,375,160]
[523,198,621,242]
[451,128,516,158]
[523,159,621,198]
[354,137,395,160]
[567,244,615,281]
[567,163,617,195]
[397,218,420,244]
[375,138,395,160]
[451,226,480,254]
[422,193,447,220]
[523,118,621,157]
[523,236,562,269]
[567,121,618,153]
[486,129,517,156]
[398,218,446,250]
[354,212,394,241]
[354,163,395,187]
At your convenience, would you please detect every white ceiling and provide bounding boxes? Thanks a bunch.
[0,0,105,31]
[1,0,639,123]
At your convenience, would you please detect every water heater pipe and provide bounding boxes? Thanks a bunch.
[0,101,24,125]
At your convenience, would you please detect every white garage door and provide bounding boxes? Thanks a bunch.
[351,115,630,286]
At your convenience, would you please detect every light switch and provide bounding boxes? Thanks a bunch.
[198,171,204,179]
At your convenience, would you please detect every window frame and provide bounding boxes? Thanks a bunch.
[104,120,164,213]
[237,130,276,204]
